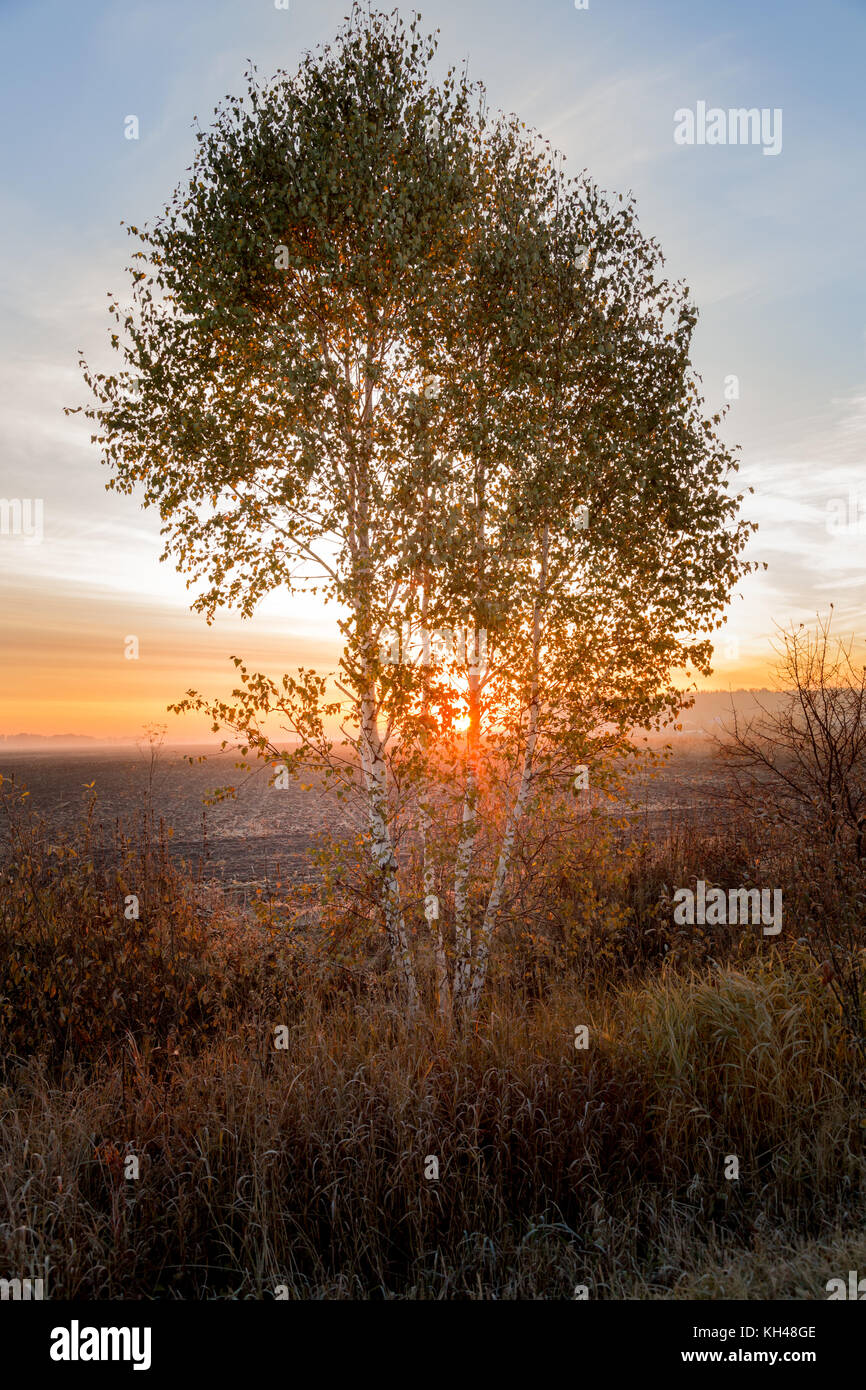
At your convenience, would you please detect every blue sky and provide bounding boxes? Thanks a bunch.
[1,0,864,735]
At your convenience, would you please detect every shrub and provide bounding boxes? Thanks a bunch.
[0,781,266,1070]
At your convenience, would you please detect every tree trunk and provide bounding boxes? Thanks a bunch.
[452,662,481,1006]
[420,798,451,1021]
[464,525,549,1014]
[464,703,538,1012]
[359,691,420,1015]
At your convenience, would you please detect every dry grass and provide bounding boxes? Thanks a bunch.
[1,965,862,1299]
[1,783,864,1299]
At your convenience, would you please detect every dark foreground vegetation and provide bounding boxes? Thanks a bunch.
[2,766,865,1301]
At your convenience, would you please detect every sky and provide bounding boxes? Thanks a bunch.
[0,0,864,740]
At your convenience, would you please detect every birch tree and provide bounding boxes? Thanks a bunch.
[404,144,758,1011]
[75,10,486,1014]
[74,7,756,1020]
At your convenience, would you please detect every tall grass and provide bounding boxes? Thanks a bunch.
[1,780,864,1298]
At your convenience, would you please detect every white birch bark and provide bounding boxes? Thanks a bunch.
[464,526,549,1014]
[454,440,487,1008]
[414,563,452,1020]
[359,690,419,1015]
[351,360,419,1016]
[452,665,480,1005]
[420,798,451,1020]
[464,699,539,1012]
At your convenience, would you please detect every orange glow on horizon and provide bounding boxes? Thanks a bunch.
[0,580,786,743]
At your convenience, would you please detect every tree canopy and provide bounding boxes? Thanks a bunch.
[75,6,757,1018]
